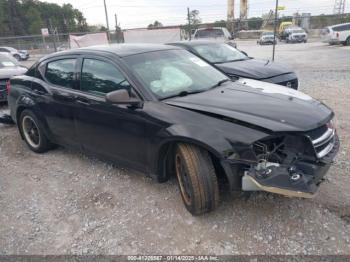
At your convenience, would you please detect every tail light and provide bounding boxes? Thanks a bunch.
[336,32,339,38]
[6,80,11,95]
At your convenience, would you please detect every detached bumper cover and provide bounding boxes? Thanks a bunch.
[243,134,340,197]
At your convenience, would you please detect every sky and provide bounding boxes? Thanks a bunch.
[45,0,349,29]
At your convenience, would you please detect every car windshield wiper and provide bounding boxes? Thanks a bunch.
[210,79,230,89]
[160,90,206,100]
[215,58,250,64]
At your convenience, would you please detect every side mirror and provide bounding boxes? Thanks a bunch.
[106,89,143,108]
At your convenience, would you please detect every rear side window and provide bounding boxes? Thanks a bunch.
[45,59,76,88]
[333,24,350,32]
[80,59,131,95]
[0,48,10,53]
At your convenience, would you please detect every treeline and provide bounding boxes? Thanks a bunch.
[0,0,88,37]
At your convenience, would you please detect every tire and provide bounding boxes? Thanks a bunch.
[13,54,21,61]
[344,37,350,46]
[175,143,219,215]
[19,109,52,153]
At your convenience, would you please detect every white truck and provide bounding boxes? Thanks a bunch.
[285,27,308,43]
[321,23,350,46]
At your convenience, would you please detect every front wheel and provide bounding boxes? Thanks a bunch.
[175,143,219,215]
[19,109,52,153]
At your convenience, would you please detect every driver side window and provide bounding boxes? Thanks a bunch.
[81,59,132,95]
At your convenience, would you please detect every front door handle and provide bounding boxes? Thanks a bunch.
[52,92,76,102]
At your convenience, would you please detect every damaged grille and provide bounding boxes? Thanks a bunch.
[277,78,299,89]
[306,122,336,159]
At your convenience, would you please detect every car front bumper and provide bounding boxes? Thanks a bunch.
[241,134,340,198]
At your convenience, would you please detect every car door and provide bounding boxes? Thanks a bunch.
[39,57,80,148]
[74,56,154,171]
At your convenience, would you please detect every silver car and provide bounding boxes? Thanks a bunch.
[0,46,30,61]
[0,53,27,102]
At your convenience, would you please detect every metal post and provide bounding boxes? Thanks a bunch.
[187,7,192,40]
[103,0,110,42]
[272,0,279,61]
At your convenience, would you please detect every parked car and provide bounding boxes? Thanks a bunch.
[193,27,237,48]
[7,44,339,215]
[0,46,29,61]
[321,23,350,46]
[57,44,70,52]
[0,53,27,102]
[168,41,299,89]
[285,28,308,43]
[257,31,277,45]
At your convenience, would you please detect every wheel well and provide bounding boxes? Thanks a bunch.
[16,106,26,122]
[157,141,230,185]
[16,106,27,139]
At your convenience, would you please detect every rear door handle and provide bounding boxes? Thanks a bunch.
[76,96,91,106]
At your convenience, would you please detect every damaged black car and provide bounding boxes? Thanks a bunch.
[7,44,339,215]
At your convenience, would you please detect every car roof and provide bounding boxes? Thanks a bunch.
[330,22,350,28]
[168,40,224,47]
[47,43,181,59]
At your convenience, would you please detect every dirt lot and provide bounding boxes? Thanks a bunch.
[1,41,350,255]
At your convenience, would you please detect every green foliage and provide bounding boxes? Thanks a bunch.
[247,17,263,30]
[0,0,88,36]
[148,20,163,29]
[189,10,201,26]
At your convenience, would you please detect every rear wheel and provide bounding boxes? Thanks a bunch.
[175,143,219,215]
[13,54,21,61]
[344,37,350,46]
[19,110,52,153]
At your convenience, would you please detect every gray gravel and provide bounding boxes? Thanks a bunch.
[0,41,350,255]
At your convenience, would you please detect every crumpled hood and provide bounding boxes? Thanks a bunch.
[165,80,333,132]
[216,59,292,80]
[0,67,27,79]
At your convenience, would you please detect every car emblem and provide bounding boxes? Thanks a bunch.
[286,82,292,88]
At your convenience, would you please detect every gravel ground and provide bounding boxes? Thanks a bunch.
[0,41,350,255]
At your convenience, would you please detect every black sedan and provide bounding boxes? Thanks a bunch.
[7,44,338,215]
[168,40,299,89]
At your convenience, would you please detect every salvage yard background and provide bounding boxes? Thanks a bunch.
[1,40,350,255]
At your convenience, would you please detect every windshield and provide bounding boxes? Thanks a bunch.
[195,29,224,39]
[292,30,305,34]
[124,50,229,100]
[262,32,274,36]
[193,43,248,64]
[0,53,19,68]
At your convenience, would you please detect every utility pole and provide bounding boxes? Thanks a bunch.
[115,14,118,30]
[187,7,192,40]
[272,0,279,61]
[103,0,110,41]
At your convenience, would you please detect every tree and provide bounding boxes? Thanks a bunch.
[189,10,201,27]
[0,0,89,36]
[148,20,163,29]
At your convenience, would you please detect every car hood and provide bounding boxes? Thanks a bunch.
[164,79,332,132]
[215,59,292,80]
[0,67,27,79]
